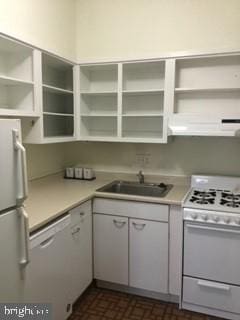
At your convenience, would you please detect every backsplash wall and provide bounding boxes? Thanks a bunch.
[65,137,240,177]
[26,137,240,181]
[25,143,67,180]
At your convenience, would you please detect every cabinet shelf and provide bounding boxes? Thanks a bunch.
[42,53,73,91]
[123,61,165,91]
[0,37,33,83]
[122,113,163,117]
[81,113,117,117]
[80,91,117,96]
[175,87,240,93]
[43,112,74,117]
[123,89,164,95]
[43,114,74,138]
[80,116,117,138]
[0,75,33,86]
[80,64,118,92]
[43,84,73,95]
[122,116,164,139]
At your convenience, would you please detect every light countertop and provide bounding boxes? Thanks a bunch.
[26,172,190,232]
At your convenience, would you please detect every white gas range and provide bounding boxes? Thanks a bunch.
[182,175,240,320]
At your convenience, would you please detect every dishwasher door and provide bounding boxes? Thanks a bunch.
[25,215,72,320]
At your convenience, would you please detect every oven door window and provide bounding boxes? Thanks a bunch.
[184,222,240,285]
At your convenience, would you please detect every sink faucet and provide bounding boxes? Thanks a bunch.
[137,170,144,184]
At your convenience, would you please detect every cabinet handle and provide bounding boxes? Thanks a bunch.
[132,222,146,230]
[72,226,81,235]
[79,212,85,216]
[113,219,126,228]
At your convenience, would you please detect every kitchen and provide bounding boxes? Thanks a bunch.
[0,1,240,320]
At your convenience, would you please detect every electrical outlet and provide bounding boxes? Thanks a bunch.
[135,153,151,168]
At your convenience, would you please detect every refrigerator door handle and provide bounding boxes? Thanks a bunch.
[13,129,28,204]
[19,206,30,267]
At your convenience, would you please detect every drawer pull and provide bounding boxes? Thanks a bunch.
[197,280,230,292]
[113,219,126,228]
[79,212,85,216]
[132,222,146,230]
[72,226,81,235]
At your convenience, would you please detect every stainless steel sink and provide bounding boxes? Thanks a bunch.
[96,180,173,198]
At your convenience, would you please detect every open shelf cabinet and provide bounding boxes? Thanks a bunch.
[0,35,38,117]
[174,55,240,116]
[23,52,76,144]
[122,61,165,91]
[80,64,118,93]
[80,116,118,140]
[79,61,167,142]
[122,116,164,141]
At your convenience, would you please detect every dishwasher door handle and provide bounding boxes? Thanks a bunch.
[40,235,55,248]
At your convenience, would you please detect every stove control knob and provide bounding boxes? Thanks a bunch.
[201,214,208,221]
[235,218,240,225]
[191,213,198,220]
[213,216,220,223]
[224,217,231,224]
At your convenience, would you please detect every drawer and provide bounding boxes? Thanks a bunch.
[183,276,240,315]
[69,200,92,226]
[93,198,168,222]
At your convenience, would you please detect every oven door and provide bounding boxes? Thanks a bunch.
[184,221,240,285]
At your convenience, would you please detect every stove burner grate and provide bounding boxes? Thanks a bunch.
[190,195,215,205]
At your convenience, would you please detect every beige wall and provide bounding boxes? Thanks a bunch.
[2,1,240,179]
[0,0,76,61]
[76,0,240,61]
[65,137,240,177]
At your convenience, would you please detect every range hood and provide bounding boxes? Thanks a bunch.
[168,114,240,137]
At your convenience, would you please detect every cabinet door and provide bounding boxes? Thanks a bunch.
[169,205,182,296]
[129,219,168,293]
[69,201,92,302]
[93,214,128,285]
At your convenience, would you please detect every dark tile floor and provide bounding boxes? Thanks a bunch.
[69,286,223,320]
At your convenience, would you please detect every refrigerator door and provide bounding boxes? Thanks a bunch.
[0,119,28,211]
[0,208,29,302]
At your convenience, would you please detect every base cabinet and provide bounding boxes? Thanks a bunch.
[93,214,128,285]
[93,199,169,294]
[129,218,168,293]
[69,200,93,302]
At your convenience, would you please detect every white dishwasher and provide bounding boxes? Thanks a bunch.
[25,215,73,320]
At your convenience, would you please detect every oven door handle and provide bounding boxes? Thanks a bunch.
[197,280,231,291]
[186,223,240,235]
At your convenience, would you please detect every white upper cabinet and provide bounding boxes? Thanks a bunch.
[122,61,165,91]
[1,33,240,142]
[169,55,240,136]
[79,64,118,141]
[0,36,38,117]
[79,61,168,143]
[24,52,76,144]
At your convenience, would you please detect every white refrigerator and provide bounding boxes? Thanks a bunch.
[0,119,29,302]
